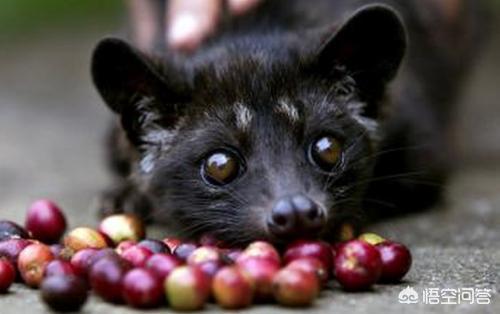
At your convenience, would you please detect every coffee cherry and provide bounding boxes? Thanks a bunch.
[237,241,280,266]
[212,266,253,309]
[121,245,153,267]
[165,266,211,311]
[137,239,170,254]
[0,238,31,271]
[122,268,163,308]
[64,227,108,252]
[0,220,30,241]
[89,256,131,303]
[41,275,88,312]
[98,214,146,245]
[25,200,66,244]
[358,233,386,246]
[145,253,182,281]
[0,259,15,293]
[286,257,328,286]
[273,267,319,307]
[44,260,78,278]
[173,242,198,262]
[70,248,98,277]
[334,240,382,291]
[237,257,280,300]
[18,243,54,287]
[284,240,332,270]
[376,241,412,283]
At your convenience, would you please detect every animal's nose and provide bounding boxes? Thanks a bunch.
[267,194,326,238]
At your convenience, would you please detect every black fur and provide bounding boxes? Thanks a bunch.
[91,0,484,245]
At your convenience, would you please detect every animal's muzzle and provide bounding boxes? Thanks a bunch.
[266,194,326,239]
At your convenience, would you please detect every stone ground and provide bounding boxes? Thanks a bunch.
[0,13,499,314]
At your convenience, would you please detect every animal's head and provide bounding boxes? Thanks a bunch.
[91,5,406,245]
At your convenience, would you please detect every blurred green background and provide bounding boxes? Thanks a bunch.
[0,0,122,41]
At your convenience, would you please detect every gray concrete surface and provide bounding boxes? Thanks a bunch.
[1,18,499,314]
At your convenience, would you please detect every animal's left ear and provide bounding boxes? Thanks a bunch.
[314,5,407,95]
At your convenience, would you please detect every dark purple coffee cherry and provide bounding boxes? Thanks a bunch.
[138,239,170,254]
[376,241,412,282]
[25,199,66,244]
[0,220,30,241]
[41,275,88,312]
[123,268,163,308]
[173,242,198,262]
[334,240,382,291]
[89,256,131,303]
[0,259,16,293]
[145,253,182,281]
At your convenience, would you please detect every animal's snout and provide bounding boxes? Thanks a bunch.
[267,194,326,238]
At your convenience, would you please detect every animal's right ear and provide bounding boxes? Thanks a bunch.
[91,38,187,113]
[91,38,187,147]
[313,5,407,97]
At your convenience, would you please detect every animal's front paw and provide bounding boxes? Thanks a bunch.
[94,183,153,222]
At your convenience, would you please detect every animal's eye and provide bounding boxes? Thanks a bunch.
[201,150,242,186]
[309,135,342,171]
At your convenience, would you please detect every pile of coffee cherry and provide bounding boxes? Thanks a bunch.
[0,199,411,311]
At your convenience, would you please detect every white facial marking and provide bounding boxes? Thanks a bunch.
[275,99,300,123]
[347,101,380,140]
[140,128,178,174]
[137,98,185,174]
[140,152,157,173]
[234,103,253,131]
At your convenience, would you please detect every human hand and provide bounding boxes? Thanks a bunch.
[166,0,262,51]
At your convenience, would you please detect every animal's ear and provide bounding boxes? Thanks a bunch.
[91,38,188,147]
[314,5,407,95]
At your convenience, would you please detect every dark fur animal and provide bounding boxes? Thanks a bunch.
[91,0,483,245]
